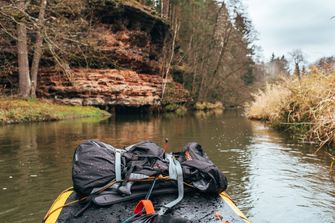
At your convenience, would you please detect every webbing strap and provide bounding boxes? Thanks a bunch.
[158,156,184,214]
[118,173,148,195]
[99,141,118,151]
[90,140,123,182]
[166,154,177,180]
[115,151,122,181]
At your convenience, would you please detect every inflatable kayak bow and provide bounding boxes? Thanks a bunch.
[43,140,251,223]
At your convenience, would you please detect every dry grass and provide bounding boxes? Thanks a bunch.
[246,73,335,152]
[0,98,110,124]
[245,80,291,121]
[194,101,224,111]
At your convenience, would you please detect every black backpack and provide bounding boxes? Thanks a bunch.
[122,140,169,178]
[72,140,227,196]
[72,140,125,196]
[177,142,228,193]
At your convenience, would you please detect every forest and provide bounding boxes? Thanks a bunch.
[0,0,259,105]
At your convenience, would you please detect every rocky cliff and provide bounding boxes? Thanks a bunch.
[0,0,189,108]
[38,68,188,107]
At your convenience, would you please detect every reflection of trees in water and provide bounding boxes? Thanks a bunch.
[1,113,334,222]
[193,110,254,214]
[249,120,332,161]
[245,120,335,222]
[194,109,223,119]
[0,124,47,222]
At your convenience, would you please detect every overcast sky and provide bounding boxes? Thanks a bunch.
[244,0,335,63]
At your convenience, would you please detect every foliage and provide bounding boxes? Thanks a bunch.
[194,101,224,111]
[0,98,110,124]
[246,73,335,152]
[163,103,187,115]
[164,103,178,111]
[267,54,290,78]
[175,105,187,115]
[161,82,190,105]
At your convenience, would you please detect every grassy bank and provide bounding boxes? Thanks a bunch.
[163,101,224,116]
[246,73,335,154]
[0,98,110,124]
[163,103,188,115]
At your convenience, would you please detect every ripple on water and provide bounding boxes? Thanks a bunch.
[0,113,335,223]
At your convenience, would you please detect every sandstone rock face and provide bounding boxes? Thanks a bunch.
[36,2,189,107]
[1,0,190,107]
[38,68,169,106]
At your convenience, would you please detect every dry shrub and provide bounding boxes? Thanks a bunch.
[194,101,224,111]
[245,79,291,121]
[246,73,335,150]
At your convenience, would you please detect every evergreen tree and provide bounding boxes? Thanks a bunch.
[270,53,275,62]
[294,62,301,79]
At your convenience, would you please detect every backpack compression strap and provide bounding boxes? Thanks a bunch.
[90,141,123,182]
[158,154,184,215]
[115,150,122,181]
[100,141,123,182]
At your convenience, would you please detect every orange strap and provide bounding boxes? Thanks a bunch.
[134,200,155,215]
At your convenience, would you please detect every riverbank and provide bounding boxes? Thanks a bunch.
[163,101,224,115]
[245,73,335,154]
[0,98,110,124]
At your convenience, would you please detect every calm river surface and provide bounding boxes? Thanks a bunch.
[0,111,334,223]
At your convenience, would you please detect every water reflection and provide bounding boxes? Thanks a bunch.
[243,121,335,223]
[0,111,334,223]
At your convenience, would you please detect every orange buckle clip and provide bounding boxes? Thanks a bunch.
[133,199,156,215]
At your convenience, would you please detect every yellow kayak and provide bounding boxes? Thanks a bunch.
[44,187,250,223]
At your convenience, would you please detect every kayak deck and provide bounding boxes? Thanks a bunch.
[44,188,250,223]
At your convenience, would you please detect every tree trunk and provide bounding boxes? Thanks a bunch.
[294,62,301,80]
[197,2,227,101]
[17,0,31,97]
[203,25,232,100]
[161,13,179,100]
[30,0,47,97]
[161,0,169,18]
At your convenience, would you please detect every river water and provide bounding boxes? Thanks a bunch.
[0,110,334,223]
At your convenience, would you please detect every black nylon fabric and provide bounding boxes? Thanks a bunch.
[72,140,122,196]
[123,141,168,177]
[72,140,227,197]
[178,142,228,193]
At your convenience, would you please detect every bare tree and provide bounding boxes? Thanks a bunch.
[161,17,180,100]
[161,0,169,18]
[290,49,304,79]
[2,0,48,97]
[198,2,233,101]
[164,0,256,104]
[16,0,31,97]
[30,0,47,97]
